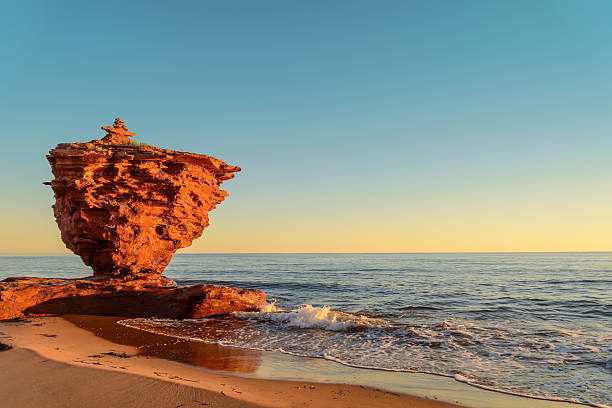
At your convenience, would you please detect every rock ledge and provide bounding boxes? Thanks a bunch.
[0,277,265,320]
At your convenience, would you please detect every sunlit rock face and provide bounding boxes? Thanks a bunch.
[46,118,241,280]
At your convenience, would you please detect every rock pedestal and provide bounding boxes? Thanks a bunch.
[48,118,241,279]
[0,119,265,320]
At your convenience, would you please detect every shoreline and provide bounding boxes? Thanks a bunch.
[0,315,589,408]
[111,317,594,408]
[0,315,459,408]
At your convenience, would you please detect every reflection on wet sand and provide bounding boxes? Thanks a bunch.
[62,315,262,373]
[59,315,583,408]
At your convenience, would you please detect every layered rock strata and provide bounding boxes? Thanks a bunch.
[0,277,265,320]
[47,118,240,279]
[0,118,266,320]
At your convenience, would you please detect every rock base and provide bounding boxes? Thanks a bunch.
[0,277,266,320]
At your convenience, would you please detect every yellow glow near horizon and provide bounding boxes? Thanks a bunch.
[2,168,610,255]
[2,193,610,254]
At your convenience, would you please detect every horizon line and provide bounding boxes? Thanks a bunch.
[1,250,611,256]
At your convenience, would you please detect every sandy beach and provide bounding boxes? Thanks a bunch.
[0,316,462,408]
[0,315,587,408]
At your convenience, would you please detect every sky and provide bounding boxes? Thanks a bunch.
[1,0,611,254]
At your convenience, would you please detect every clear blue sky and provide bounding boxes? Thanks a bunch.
[2,0,611,253]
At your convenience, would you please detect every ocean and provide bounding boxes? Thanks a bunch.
[1,253,610,407]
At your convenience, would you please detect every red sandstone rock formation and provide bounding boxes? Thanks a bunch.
[0,277,265,320]
[0,118,266,320]
[47,118,240,279]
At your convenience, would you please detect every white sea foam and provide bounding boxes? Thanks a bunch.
[258,300,283,313]
[234,304,387,331]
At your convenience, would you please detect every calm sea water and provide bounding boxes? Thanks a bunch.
[1,253,611,406]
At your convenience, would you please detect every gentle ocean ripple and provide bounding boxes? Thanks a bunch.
[1,253,611,406]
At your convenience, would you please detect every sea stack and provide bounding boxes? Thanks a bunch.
[47,118,240,280]
[0,118,265,320]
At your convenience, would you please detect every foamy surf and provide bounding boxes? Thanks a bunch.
[234,304,388,331]
[116,314,608,408]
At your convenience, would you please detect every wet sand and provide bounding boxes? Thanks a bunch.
[0,316,585,408]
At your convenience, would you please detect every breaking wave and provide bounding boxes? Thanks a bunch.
[234,304,388,331]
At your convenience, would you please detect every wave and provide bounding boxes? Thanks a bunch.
[542,278,612,285]
[116,315,607,408]
[399,305,440,311]
[235,304,388,331]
